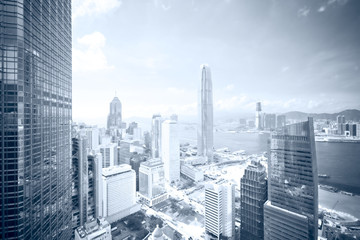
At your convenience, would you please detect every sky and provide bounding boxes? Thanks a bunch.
[72,0,360,126]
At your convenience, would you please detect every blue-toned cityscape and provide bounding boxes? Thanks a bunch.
[1,0,360,240]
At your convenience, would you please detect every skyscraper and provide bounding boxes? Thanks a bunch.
[86,153,103,220]
[204,181,235,239]
[337,115,345,135]
[138,158,168,207]
[264,118,318,240]
[264,113,276,130]
[161,120,180,183]
[107,96,122,129]
[255,102,262,130]
[99,143,118,168]
[71,135,89,231]
[240,161,267,240]
[276,115,286,128]
[0,1,72,239]
[198,64,213,162]
[151,114,162,158]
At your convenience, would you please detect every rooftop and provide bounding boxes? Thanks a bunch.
[76,218,110,239]
[141,158,163,168]
[102,164,132,177]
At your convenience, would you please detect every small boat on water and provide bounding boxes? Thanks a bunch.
[318,174,330,179]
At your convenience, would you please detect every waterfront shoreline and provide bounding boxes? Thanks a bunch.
[319,188,360,220]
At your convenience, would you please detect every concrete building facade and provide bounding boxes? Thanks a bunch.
[161,120,180,183]
[102,165,139,223]
[205,181,235,239]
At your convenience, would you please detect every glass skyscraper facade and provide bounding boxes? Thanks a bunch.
[197,64,213,162]
[240,161,267,240]
[0,0,72,239]
[264,118,318,240]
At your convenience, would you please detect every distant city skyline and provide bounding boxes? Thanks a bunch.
[72,0,360,125]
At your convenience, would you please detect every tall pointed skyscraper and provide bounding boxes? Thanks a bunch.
[264,118,318,240]
[197,64,214,161]
[0,0,72,239]
[107,96,122,129]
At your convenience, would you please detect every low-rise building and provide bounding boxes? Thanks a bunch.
[75,218,112,240]
[180,163,204,182]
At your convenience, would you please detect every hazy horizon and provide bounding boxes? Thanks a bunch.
[72,0,360,126]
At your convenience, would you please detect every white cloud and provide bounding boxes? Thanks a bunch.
[298,6,310,17]
[225,84,235,91]
[318,6,326,12]
[124,102,197,118]
[167,87,186,94]
[154,0,172,11]
[215,96,249,111]
[328,0,348,5]
[72,0,121,19]
[281,66,290,73]
[73,32,114,72]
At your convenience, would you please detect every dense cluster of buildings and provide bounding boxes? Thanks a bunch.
[0,1,351,239]
[253,102,287,131]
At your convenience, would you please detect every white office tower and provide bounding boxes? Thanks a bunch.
[102,165,139,223]
[205,181,235,239]
[133,127,142,141]
[198,64,214,162]
[100,143,118,168]
[138,158,168,207]
[151,114,162,158]
[161,120,180,183]
[85,127,100,151]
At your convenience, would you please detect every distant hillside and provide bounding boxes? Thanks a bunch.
[284,109,360,121]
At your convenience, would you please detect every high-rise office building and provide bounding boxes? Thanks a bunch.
[126,122,138,135]
[264,113,276,130]
[264,118,318,240]
[170,114,178,122]
[0,1,72,239]
[240,161,267,240]
[144,131,151,149]
[99,143,118,168]
[255,102,262,130]
[129,153,147,191]
[198,64,214,162]
[71,135,89,231]
[151,114,162,158]
[87,153,103,220]
[350,123,357,137]
[204,181,235,239]
[276,115,286,128]
[337,115,345,135]
[102,165,139,223]
[138,158,168,207]
[161,120,180,183]
[119,139,132,165]
[107,97,122,129]
[85,127,100,151]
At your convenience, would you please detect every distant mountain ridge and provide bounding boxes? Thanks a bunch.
[284,109,360,121]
